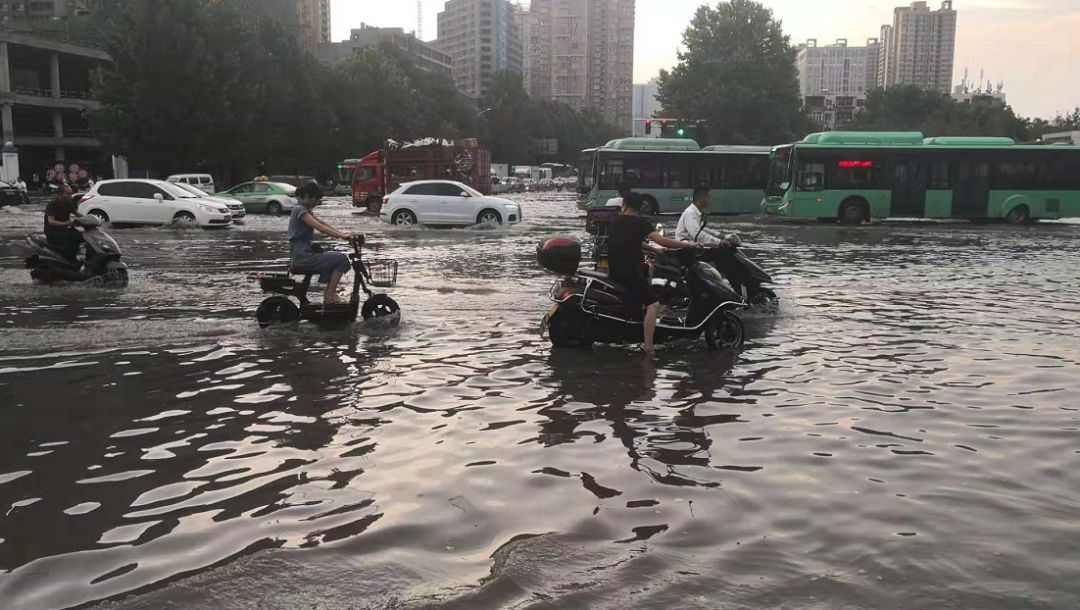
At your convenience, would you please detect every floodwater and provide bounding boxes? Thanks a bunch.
[1,194,1079,610]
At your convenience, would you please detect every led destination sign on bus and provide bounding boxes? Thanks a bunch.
[838,161,874,169]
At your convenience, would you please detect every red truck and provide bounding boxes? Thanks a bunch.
[350,140,491,212]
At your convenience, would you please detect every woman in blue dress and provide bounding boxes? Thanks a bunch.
[288,183,353,304]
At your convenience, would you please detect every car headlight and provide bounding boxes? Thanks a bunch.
[197,203,221,213]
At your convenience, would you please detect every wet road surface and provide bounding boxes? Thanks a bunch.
[1,195,1079,609]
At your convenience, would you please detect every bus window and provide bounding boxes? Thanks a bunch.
[929,160,950,189]
[796,161,826,191]
[599,158,626,189]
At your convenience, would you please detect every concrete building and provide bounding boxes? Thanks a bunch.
[516,0,635,130]
[316,24,453,76]
[878,1,957,93]
[796,38,880,129]
[631,78,660,136]
[435,0,523,99]
[0,31,112,181]
[0,1,92,22]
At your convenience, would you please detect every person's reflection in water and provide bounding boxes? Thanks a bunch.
[540,350,738,488]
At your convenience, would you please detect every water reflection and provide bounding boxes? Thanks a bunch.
[2,196,1080,609]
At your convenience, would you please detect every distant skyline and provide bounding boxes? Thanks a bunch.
[330,0,1080,120]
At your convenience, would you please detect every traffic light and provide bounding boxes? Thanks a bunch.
[676,127,686,138]
[644,119,652,135]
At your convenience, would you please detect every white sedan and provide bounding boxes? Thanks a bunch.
[380,180,522,227]
[171,181,246,220]
[78,179,232,228]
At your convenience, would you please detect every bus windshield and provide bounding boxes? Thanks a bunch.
[766,146,793,196]
[575,151,596,192]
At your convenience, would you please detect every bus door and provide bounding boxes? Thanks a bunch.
[951,160,991,218]
[890,158,928,218]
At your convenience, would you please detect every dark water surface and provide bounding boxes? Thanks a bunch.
[1,196,1079,609]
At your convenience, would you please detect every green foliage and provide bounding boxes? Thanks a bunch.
[87,0,621,182]
[854,85,1030,140]
[656,0,813,145]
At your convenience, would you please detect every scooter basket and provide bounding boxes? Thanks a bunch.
[365,259,398,288]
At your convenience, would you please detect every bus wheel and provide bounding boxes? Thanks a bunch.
[366,196,383,214]
[1006,205,1031,225]
[838,200,868,225]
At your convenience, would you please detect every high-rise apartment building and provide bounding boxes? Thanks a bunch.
[877,1,957,93]
[296,0,331,53]
[796,38,880,129]
[435,0,523,99]
[518,0,634,130]
[631,78,660,136]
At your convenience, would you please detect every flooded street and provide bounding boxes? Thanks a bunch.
[2,194,1079,609]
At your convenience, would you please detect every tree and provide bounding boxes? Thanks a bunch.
[854,85,1028,140]
[656,0,811,145]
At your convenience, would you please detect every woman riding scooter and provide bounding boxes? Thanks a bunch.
[289,183,353,304]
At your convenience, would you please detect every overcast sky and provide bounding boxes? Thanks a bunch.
[330,0,1079,120]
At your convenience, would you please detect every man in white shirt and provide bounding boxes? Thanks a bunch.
[675,187,729,246]
[605,183,631,207]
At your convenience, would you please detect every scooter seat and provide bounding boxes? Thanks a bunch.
[288,267,316,277]
[579,269,630,294]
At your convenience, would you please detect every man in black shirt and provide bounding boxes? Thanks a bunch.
[607,192,696,356]
[44,184,82,264]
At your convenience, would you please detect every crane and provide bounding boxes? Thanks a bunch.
[417,0,423,40]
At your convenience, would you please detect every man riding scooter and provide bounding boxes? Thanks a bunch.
[44,184,83,264]
[676,186,774,302]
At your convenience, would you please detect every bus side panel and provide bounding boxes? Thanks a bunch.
[791,189,891,219]
[924,191,953,218]
[712,189,767,215]
[991,190,1080,220]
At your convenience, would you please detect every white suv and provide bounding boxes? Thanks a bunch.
[380,180,522,227]
[78,179,232,228]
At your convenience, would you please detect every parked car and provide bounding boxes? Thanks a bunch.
[267,175,318,188]
[166,173,217,194]
[218,181,297,214]
[380,180,522,227]
[78,179,232,228]
[171,181,246,220]
[0,180,30,207]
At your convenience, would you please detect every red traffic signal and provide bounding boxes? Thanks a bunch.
[644,119,652,134]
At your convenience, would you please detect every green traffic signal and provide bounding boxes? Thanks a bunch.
[676,128,685,137]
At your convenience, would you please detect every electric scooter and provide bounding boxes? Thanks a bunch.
[538,237,746,351]
[253,235,400,328]
[25,216,129,287]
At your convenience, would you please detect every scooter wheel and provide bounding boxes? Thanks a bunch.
[547,305,593,350]
[256,296,301,328]
[705,311,745,351]
[749,287,778,306]
[362,294,401,327]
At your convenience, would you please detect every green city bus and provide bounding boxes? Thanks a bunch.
[577,138,771,216]
[762,131,1080,224]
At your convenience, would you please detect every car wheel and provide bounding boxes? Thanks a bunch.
[268,201,283,215]
[87,209,109,224]
[173,211,197,226]
[477,209,502,225]
[392,209,417,226]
